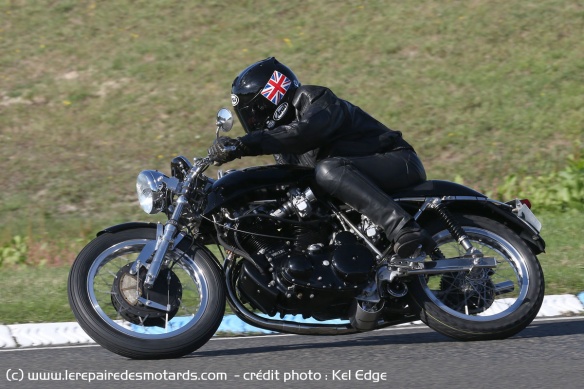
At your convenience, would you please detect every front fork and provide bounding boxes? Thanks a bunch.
[131,160,208,289]
[129,219,188,289]
[130,198,189,289]
[142,196,189,288]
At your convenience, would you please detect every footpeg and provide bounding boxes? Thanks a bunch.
[402,250,427,263]
[389,252,427,268]
[407,256,497,276]
[387,256,497,277]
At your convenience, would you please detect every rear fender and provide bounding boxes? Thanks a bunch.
[415,200,546,255]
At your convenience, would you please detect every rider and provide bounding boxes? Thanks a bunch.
[208,57,436,259]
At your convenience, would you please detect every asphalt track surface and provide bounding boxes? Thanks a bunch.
[1,316,582,389]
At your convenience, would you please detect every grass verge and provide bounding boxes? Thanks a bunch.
[1,0,583,242]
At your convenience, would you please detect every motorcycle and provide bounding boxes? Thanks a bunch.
[68,108,545,359]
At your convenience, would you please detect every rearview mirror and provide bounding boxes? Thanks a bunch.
[216,108,233,138]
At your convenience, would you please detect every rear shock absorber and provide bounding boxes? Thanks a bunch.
[429,198,482,257]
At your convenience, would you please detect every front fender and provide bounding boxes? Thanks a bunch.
[96,222,158,237]
[96,221,224,273]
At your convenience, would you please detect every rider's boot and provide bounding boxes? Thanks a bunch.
[393,220,437,259]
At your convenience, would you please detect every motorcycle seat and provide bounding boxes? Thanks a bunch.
[389,180,486,199]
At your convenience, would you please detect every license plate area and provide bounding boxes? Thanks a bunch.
[512,200,542,233]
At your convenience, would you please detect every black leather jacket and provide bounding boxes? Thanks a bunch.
[239,85,413,167]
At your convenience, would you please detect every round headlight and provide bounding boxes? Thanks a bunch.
[136,170,167,214]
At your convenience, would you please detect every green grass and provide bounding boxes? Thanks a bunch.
[536,211,584,294]
[1,0,583,239]
[0,0,582,323]
[0,266,73,324]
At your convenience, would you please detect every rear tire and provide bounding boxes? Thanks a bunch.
[409,214,545,341]
[68,228,225,359]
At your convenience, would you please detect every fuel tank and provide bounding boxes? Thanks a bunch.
[203,164,315,214]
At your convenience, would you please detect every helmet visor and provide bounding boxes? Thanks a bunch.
[234,95,273,133]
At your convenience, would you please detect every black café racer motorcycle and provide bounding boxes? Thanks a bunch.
[68,109,545,359]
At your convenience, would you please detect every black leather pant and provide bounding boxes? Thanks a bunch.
[315,149,427,242]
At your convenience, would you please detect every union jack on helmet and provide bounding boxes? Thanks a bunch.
[231,57,300,134]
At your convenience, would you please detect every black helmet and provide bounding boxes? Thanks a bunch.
[231,57,300,134]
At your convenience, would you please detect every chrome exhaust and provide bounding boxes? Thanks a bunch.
[224,258,357,335]
[224,258,415,334]
[349,300,384,331]
[494,280,515,295]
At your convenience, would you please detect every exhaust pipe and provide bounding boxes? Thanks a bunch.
[494,280,515,295]
[349,300,384,331]
[224,259,415,334]
[224,259,357,335]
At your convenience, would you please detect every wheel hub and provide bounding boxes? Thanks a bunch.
[111,263,182,327]
[439,270,496,314]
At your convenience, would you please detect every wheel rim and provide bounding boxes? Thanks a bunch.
[87,239,210,339]
[421,227,530,322]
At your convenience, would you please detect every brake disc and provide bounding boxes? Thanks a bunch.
[111,263,182,327]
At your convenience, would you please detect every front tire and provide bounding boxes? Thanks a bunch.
[409,214,545,341]
[68,228,225,359]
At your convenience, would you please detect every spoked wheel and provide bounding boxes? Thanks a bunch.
[68,228,225,359]
[409,214,545,341]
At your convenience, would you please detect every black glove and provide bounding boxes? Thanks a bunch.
[208,136,245,166]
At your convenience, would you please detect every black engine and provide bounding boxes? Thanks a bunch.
[222,187,377,320]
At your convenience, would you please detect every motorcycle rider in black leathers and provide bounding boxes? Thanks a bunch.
[209,57,436,259]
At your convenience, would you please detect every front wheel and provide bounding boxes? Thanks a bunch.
[409,214,545,341]
[68,227,226,359]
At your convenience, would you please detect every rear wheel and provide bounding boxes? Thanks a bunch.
[68,228,225,359]
[409,214,545,340]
